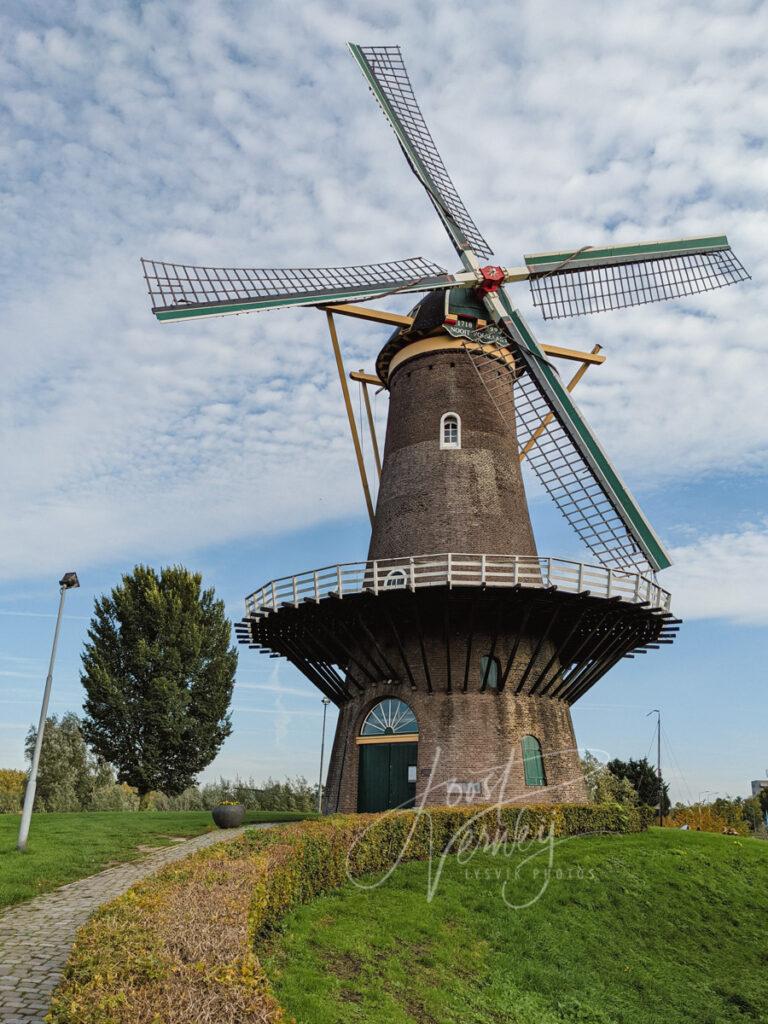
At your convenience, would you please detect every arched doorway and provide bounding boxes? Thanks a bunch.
[357,698,418,812]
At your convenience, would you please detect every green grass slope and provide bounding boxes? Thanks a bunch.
[265,829,768,1024]
[0,809,313,908]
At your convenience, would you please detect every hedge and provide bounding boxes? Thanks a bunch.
[47,803,652,1023]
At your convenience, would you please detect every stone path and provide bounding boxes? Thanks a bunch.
[0,825,270,1024]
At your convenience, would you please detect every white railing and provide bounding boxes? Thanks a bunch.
[244,553,671,616]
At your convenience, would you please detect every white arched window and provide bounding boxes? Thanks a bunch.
[440,412,461,450]
[384,568,408,589]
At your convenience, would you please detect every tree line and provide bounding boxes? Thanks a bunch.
[581,751,767,835]
[0,713,317,812]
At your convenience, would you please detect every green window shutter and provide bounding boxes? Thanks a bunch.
[522,735,547,786]
[479,655,500,690]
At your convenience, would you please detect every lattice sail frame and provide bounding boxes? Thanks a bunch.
[461,326,662,573]
[486,290,671,572]
[141,256,453,322]
[348,44,493,262]
[525,237,750,320]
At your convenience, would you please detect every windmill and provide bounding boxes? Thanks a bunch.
[142,45,748,813]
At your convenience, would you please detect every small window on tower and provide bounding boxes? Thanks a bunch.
[440,412,461,450]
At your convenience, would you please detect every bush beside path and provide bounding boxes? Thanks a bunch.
[0,824,280,1024]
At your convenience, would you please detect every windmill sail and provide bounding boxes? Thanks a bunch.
[525,235,750,319]
[483,289,671,573]
[348,43,493,263]
[141,257,454,322]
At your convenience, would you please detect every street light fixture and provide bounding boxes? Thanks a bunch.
[317,697,331,814]
[17,572,80,852]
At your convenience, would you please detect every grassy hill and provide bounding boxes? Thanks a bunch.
[264,829,768,1024]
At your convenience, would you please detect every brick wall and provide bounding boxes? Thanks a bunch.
[324,680,588,813]
[368,345,537,559]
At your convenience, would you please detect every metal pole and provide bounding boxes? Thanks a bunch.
[18,575,78,852]
[657,711,662,827]
[697,791,710,830]
[647,709,661,827]
[317,697,331,814]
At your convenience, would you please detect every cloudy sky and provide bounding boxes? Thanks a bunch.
[1,0,766,800]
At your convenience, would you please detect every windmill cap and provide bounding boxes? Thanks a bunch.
[375,287,487,383]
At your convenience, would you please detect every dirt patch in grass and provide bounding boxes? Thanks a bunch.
[322,949,364,982]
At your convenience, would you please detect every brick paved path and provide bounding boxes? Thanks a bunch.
[0,825,270,1024]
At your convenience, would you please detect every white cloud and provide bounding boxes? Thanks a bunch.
[666,522,768,624]
[0,0,766,582]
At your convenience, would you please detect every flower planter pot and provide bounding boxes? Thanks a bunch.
[212,803,245,829]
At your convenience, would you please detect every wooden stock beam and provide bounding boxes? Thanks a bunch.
[540,343,605,365]
[323,303,415,327]
[350,370,383,386]
[325,311,375,525]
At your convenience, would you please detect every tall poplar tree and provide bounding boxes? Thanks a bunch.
[81,565,237,800]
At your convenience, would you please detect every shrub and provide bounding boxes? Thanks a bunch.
[88,783,141,812]
[48,803,648,1023]
[0,768,26,813]
[199,775,316,812]
[581,752,638,806]
[668,802,750,836]
[152,786,205,811]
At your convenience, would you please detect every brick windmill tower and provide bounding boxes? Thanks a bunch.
[141,45,748,813]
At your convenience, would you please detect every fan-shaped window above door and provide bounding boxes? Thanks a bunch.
[360,698,418,738]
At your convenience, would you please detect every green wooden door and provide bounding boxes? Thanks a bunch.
[389,742,417,809]
[358,743,390,813]
[358,742,418,812]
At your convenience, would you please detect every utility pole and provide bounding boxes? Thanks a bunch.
[697,790,711,831]
[647,708,662,826]
[18,572,80,852]
[317,697,331,813]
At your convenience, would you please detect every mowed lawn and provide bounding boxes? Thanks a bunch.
[265,829,768,1024]
[0,809,313,909]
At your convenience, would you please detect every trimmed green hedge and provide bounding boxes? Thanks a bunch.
[49,803,651,1023]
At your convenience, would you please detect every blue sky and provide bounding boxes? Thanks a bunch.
[1,0,766,801]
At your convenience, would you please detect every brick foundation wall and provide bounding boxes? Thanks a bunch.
[324,680,588,813]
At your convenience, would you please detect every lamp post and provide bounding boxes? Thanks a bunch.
[17,572,80,852]
[317,697,331,813]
